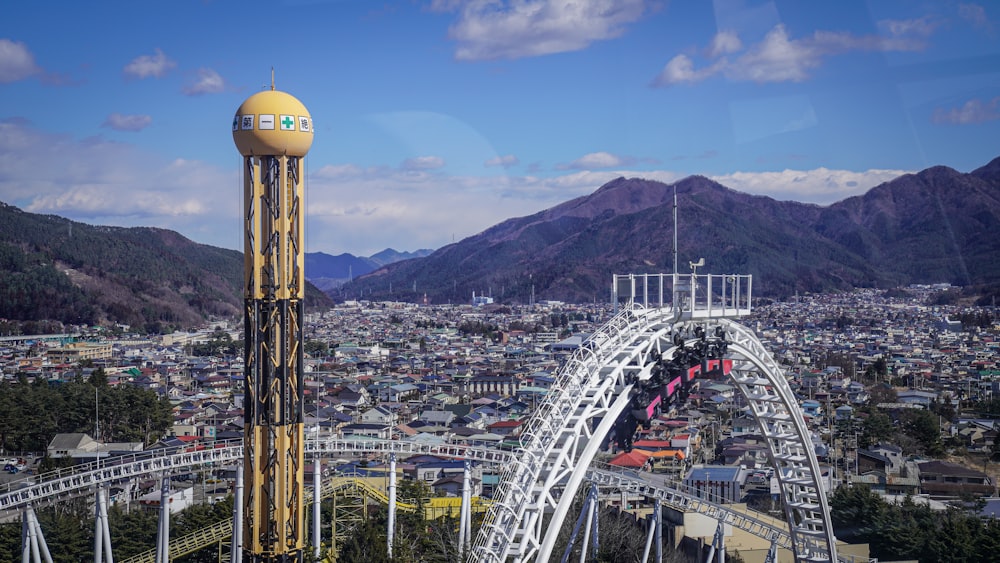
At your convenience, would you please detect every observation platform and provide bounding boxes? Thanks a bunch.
[612,273,752,320]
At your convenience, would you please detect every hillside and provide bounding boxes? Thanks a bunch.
[0,203,332,331]
[342,157,1000,303]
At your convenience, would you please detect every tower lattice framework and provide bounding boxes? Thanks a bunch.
[242,152,306,562]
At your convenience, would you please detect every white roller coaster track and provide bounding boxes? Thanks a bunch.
[468,300,838,563]
[0,439,505,513]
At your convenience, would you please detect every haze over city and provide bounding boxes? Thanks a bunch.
[1,0,998,255]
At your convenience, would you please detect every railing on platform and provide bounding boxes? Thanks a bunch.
[612,273,752,318]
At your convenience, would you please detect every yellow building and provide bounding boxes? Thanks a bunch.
[46,342,113,364]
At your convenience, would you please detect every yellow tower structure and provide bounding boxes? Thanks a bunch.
[232,78,313,562]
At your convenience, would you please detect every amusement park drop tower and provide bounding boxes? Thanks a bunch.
[232,80,313,562]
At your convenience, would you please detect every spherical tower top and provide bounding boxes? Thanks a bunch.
[232,87,313,157]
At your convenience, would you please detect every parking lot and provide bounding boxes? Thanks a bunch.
[1,456,40,488]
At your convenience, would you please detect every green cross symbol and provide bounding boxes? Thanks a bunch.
[281,116,294,129]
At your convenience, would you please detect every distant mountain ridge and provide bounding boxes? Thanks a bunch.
[0,203,332,331]
[340,156,1000,304]
[304,248,433,292]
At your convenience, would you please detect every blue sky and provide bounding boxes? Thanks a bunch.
[1,1,998,256]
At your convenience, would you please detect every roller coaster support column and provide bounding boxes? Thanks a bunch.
[559,483,599,563]
[330,492,338,562]
[764,540,777,563]
[233,463,244,563]
[655,502,662,563]
[156,476,169,563]
[641,503,660,563]
[21,505,53,563]
[94,487,113,563]
[642,499,663,563]
[704,521,724,563]
[20,508,28,563]
[459,460,472,557]
[313,455,321,560]
[387,453,396,559]
[583,484,599,563]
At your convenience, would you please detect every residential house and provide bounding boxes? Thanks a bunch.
[359,406,398,427]
[341,423,391,440]
[918,460,994,498]
[418,410,456,427]
[487,418,524,438]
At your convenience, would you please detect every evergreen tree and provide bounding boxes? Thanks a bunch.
[108,504,159,560]
[859,411,893,448]
[338,512,390,562]
[899,409,945,457]
[925,509,978,562]
[829,485,888,545]
[975,517,1000,562]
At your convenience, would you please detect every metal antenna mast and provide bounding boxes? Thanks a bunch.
[673,184,678,275]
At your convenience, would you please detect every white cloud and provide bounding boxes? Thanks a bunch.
[102,113,152,132]
[312,164,365,179]
[401,155,446,170]
[932,97,1000,124]
[654,21,929,86]
[707,30,742,57]
[182,68,226,95]
[302,164,687,254]
[878,16,939,38]
[561,151,632,169]
[435,0,650,61]
[0,120,240,248]
[710,167,909,204]
[485,154,519,168]
[959,3,993,32]
[653,54,721,86]
[726,25,818,83]
[0,39,41,83]
[123,48,176,79]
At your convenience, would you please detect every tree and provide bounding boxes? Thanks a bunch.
[89,367,108,387]
[0,377,172,452]
[870,356,889,382]
[933,392,956,422]
[108,504,159,560]
[829,485,888,545]
[899,409,945,457]
[859,411,894,448]
[338,512,390,563]
[824,352,856,379]
[33,498,93,563]
[975,517,1000,562]
[868,384,897,407]
[924,509,978,562]
[305,340,329,357]
[873,494,939,561]
[423,516,462,562]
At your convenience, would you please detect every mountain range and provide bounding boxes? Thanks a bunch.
[304,248,434,292]
[0,203,332,332]
[2,156,997,329]
[339,156,1000,304]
